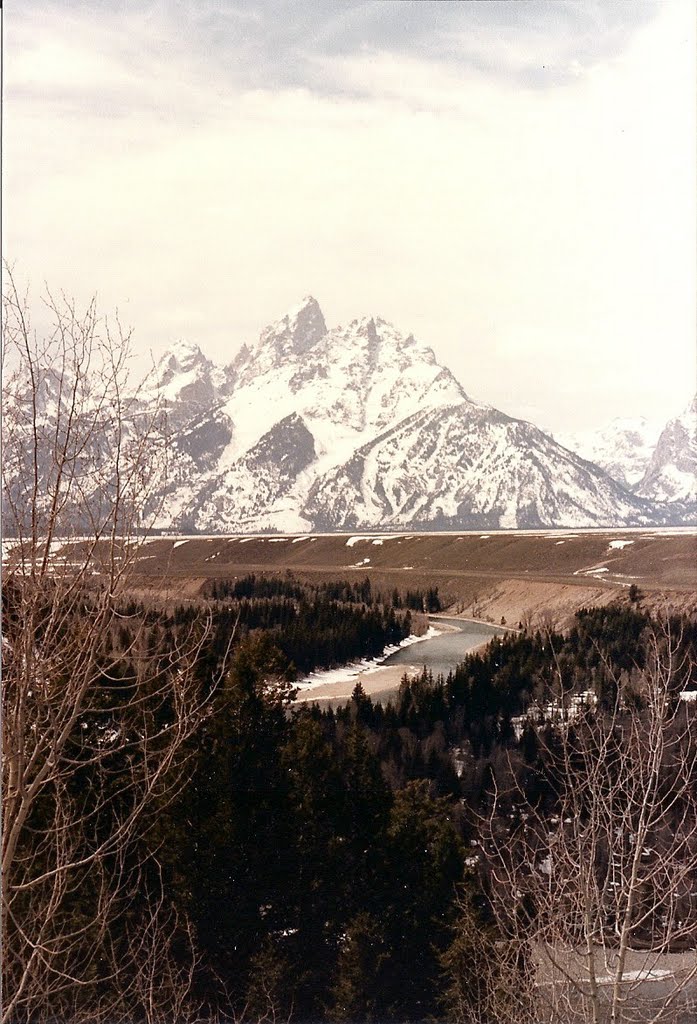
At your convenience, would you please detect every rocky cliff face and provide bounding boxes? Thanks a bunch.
[634,396,697,504]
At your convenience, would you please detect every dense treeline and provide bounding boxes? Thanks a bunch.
[121,576,427,680]
[200,595,411,676]
[6,584,697,1022]
[154,634,467,1022]
[204,573,441,612]
[146,603,697,1021]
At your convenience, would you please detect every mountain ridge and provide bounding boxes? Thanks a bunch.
[559,399,696,506]
[138,297,691,532]
[7,296,691,535]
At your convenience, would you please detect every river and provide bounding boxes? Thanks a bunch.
[295,616,505,704]
[380,616,503,678]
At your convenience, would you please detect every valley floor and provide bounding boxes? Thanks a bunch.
[119,528,697,628]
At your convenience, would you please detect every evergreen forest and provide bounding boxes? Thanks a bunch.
[4,572,697,1023]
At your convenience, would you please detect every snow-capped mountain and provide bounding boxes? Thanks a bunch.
[144,340,234,432]
[558,401,696,509]
[142,297,680,532]
[305,405,658,531]
[635,396,696,504]
[6,296,691,533]
[557,417,662,489]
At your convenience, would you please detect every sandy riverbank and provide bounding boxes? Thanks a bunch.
[293,663,419,703]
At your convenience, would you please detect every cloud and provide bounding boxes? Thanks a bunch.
[4,0,694,431]
[12,0,661,101]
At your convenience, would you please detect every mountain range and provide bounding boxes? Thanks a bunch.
[559,399,696,503]
[132,297,694,532]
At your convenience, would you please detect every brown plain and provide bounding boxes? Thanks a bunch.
[110,529,697,628]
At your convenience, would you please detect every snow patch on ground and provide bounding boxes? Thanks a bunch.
[595,969,672,985]
[2,540,18,561]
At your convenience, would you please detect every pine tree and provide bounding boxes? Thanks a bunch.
[328,912,389,1022]
[380,780,465,1019]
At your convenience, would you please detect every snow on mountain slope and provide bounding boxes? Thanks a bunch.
[558,417,662,489]
[635,396,696,503]
[159,301,476,531]
[216,302,468,468]
[191,414,317,532]
[305,403,659,531]
[142,340,233,435]
[8,295,691,533]
[145,298,690,531]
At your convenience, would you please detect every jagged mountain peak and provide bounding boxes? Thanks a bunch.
[147,339,230,426]
[289,294,323,319]
[335,315,438,366]
[256,295,327,357]
[635,393,697,503]
[229,296,328,386]
[347,314,391,329]
[158,339,208,373]
[14,292,689,533]
[234,302,446,391]
[345,313,404,335]
[154,340,217,393]
[349,315,380,337]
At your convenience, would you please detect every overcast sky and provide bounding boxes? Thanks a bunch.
[4,0,696,433]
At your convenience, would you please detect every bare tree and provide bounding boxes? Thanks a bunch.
[468,619,697,1024]
[2,270,217,1023]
